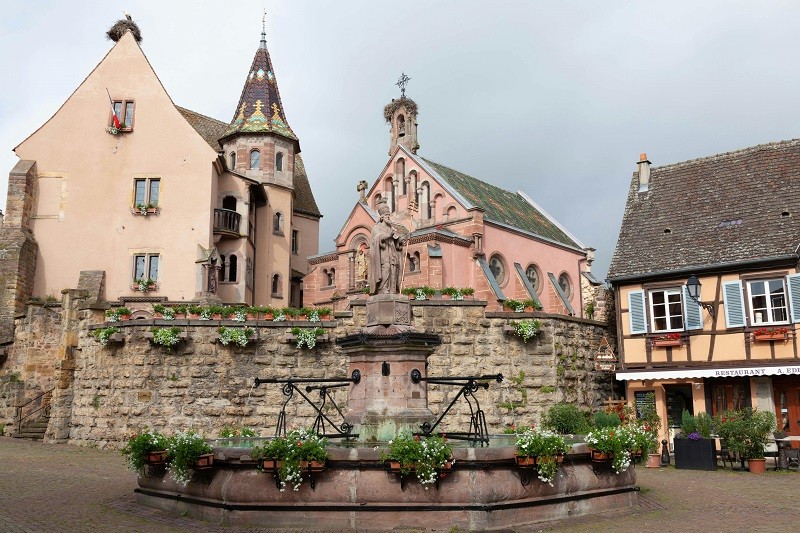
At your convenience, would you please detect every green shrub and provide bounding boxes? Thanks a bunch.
[680,410,714,438]
[541,403,591,434]
[594,411,621,429]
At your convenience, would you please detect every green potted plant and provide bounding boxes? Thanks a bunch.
[251,429,329,491]
[716,408,776,473]
[514,427,569,485]
[381,434,453,486]
[522,298,541,311]
[509,319,541,342]
[134,277,156,292]
[121,430,169,472]
[188,305,203,319]
[150,326,184,348]
[105,307,131,322]
[585,426,636,474]
[93,326,121,346]
[673,411,716,471]
[503,298,524,312]
[152,304,166,316]
[291,327,326,349]
[232,307,247,322]
[218,426,257,446]
[541,402,592,435]
[166,431,214,486]
[218,326,254,347]
[636,391,662,468]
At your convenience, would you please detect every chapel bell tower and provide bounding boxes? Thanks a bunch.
[384,73,419,156]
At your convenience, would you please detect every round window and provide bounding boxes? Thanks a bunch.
[558,273,572,299]
[489,255,506,285]
[525,264,541,294]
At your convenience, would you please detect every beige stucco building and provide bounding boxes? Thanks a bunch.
[0,19,320,337]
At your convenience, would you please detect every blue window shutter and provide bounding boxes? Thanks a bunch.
[722,280,746,328]
[683,285,703,330]
[628,290,647,335]
[786,273,800,323]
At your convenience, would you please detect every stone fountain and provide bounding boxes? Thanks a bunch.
[134,203,638,530]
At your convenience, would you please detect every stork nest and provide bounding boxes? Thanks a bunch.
[107,19,142,43]
[383,97,418,123]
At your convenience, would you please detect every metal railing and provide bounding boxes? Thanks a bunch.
[16,387,54,433]
[213,208,241,235]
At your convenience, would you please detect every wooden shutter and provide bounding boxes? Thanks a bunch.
[683,285,703,330]
[786,273,800,323]
[628,290,647,335]
[722,280,746,328]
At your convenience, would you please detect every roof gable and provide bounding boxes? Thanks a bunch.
[608,139,800,280]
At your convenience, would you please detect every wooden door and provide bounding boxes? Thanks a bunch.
[773,379,800,438]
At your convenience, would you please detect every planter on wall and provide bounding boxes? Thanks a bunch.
[673,438,717,471]
[752,333,788,342]
[651,338,683,347]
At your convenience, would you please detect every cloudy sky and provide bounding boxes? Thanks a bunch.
[2,1,800,280]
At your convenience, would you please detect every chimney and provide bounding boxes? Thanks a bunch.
[637,153,651,192]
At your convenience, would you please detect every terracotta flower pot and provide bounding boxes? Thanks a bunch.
[147,450,168,464]
[748,458,766,474]
[300,460,326,472]
[261,459,278,471]
[263,313,274,320]
[591,450,612,462]
[515,455,537,468]
[194,453,214,469]
[646,453,661,468]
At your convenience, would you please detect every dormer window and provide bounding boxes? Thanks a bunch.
[276,152,283,172]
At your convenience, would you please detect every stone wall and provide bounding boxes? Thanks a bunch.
[49,300,612,448]
[0,374,24,435]
[3,303,63,401]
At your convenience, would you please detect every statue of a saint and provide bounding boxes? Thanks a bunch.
[368,201,408,295]
[356,249,367,281]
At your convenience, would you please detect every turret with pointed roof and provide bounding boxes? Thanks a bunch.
[221,28,298,146]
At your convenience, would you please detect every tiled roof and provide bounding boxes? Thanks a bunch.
[177,105,319,218]
[223,35,297,141]
[293,155,321,217]
[421,159,580,249]
[608,139,800,280]
[176,106,229,150]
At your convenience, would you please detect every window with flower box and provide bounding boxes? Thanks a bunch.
[748,279,788,325]
[649,288,684,332]
[133,178,160,214]
[627,285,703,336]
[110,99,135,132]
[133,253,159,290]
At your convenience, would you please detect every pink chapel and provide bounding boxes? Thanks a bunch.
[304,90,602,316]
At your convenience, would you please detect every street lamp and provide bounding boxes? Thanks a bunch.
[687,274,716,318]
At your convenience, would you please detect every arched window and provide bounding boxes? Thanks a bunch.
[291,229,299,254]
[525,264,541,294]
[433,193,444,221]
[373,193,383,210]
[489,254,506,285]
[219,254,227,282]
[228,255,237,282]
[446,205,457,220]
[222,196,236,211]
[397,114,405,137]
[276,152,283,172]
[229,151,236,169]
[271,273,281,295]
[273,212,283,234]
[558,273,572,299]
[327,268,335,286]
[407,251,420,272]
[396,158,406,195]
[385,177,395,212]
[421,182,431,220]
[249,149,260,169]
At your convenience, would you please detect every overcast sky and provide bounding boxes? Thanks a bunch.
[2,1,800,281]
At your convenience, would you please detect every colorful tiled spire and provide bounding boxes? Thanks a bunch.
[224,27,297,141]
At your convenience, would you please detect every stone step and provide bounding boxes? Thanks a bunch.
[12,431,44,439]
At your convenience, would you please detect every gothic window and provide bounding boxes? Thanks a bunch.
[558,273,572,299]
[273,212,284,234]
[228,255,238,282]
[407,251,420,273]
[525,264,541,294]
[327,268,335,286]
[396,158,406,195]
[276,152,283,172]
[397,114,405,137]
[271,273,281,296]
[219,254,227,281]
[229,151,236,169]
[385,177,395,212]
[489,254,506,285]
[291,229,299,254]
[250,149,260,170]
[421,182,431,220]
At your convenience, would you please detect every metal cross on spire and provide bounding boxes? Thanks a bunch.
[396,72,411,98]
[260,9,267,44]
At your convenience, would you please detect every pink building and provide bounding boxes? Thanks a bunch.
[304,95,599,314]
[0,18,320,335]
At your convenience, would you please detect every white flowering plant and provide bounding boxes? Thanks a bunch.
[93,326,120,346]
[585,426,636,474]
[166,431,213,486]
[292,327,325,349]
[251,429,329,492]
[512,319,541,342]
[381,434,453,487]
[151,326,182,348]
[233,309,247,322]
[121,429,169,471]
[218,326,254,347]
[515,427,570,485]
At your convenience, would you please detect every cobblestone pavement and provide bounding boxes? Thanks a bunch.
[1,436,798,532]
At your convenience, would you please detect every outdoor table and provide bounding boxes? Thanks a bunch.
[774,436,800,470]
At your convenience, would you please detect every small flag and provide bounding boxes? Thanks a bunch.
[106,88,121,129]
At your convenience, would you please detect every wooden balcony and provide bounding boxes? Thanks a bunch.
[214,208,241,237]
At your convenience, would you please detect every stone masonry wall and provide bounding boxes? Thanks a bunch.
[52,300,612,448]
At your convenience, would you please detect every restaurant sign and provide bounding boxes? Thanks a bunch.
[617,364,800,381]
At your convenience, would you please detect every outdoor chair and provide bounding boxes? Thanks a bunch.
[717,441,736,469]
[773,431,800,471]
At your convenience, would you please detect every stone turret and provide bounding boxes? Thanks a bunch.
[384,97,419,156]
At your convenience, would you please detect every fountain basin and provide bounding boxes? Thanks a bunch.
[135,443,638,530]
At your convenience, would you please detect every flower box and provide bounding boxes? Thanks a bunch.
[590,450,612,462]
[299,460,326,472]
[753,333,788,342]
[147,450,168,464]
[673,438,717,471]
[515,455,536,468]
[193,453,215,469]
[652,338,683,347]
[261,459,279,472]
